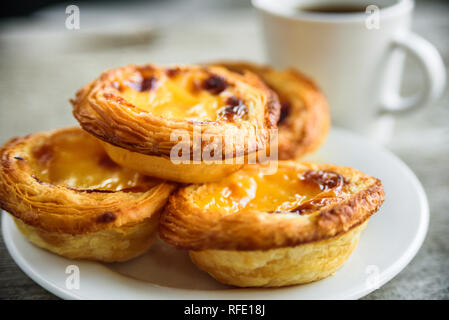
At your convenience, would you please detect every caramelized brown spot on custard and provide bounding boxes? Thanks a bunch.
[141,76,157,91]
[217,104,248,121]
[286,196,337,215]
[166,67,181,78]
[278,101,291,125]
[269,170,346,215]
[128,76,157,92]
[96,212,116,223]
[216,95,248,121]
[302,170,345,191]
[226,96,242,107]
[202,75,228,94]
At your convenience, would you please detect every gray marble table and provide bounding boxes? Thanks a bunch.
[0,0,447,300]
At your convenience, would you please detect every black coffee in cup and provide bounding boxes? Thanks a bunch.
[299,3,377,13]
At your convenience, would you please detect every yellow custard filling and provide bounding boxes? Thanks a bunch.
[118,69,247,121]
[194,167,342,214]
[30,131,154,191]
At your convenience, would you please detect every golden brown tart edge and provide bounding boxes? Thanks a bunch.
[159,161,384,251]
[159,161,384,287]
[71,64,281,158]
[208,61,330,160]
[0,127,176,261]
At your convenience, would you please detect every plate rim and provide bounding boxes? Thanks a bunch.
[1,128,430,300]
[2,213,85,300]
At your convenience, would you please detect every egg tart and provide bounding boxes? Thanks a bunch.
[209,61,330,160]
[160,161,384,287]
[0,127,176,262]
[72,64,280,183]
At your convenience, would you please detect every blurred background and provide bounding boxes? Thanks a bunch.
[0,0,448,299]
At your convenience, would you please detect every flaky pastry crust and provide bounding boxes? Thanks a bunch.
[12,212,160,262]
[160,161,384,251]
[190,221,367,287]
[72,64,280,158]
[160,161,384,287]
[209,61,330,160]
[101,142,247,184]
[0,127,176,261]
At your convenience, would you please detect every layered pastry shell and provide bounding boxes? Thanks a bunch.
[210,61,330,160]
[72,64,280,183]
[0,127,176,262]
[160,161,384,287]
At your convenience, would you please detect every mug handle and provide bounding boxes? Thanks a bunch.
[381,33,446,114]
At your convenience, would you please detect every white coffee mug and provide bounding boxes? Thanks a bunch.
[253,0,446,138]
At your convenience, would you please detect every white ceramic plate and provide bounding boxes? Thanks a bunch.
[1,128,429,300]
